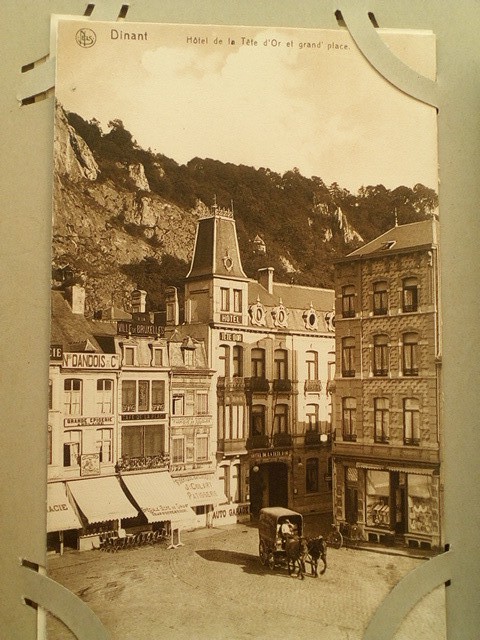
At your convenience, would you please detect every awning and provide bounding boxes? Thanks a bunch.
[175,475,228,507]
[121,472,195,523]
[67,476,138,524]
[47,483,82,532]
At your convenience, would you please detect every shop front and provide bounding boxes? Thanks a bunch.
[334,462,440,549]
[47,482,82,554]
[66,476,139,550]
[174,474,228,528]
[120,471,197,547]
[248,451,291,518]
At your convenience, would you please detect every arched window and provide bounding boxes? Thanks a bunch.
[251,348,266,378]
[306,350,318,380]
[374,398,390,443]
[402,333,419,376]
[306,404,319,431]
[342,285,356,318]
[373,281,388,315]
[402,277,419,312]
[251,405,266,436]
[274,349,288,380]
[342,337,356,377]
[342,397,356,441]
[373,335,389,376]
[274,404,289,433]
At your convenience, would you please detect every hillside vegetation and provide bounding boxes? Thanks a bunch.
[53,104,438,315]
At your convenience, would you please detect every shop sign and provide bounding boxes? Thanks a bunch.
[80,453,100,476]
[64,416,114,427]
[62,353,119,369]
[48,503,69,513]
[117,320,165,337]
[258,449,291,459]
[220,313,242,325]
[212,503,249,521]
[50,344,63,361]
[170,416,210,427]
[219,331,243,342]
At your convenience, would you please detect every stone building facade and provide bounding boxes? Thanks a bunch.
[332,220,442,550]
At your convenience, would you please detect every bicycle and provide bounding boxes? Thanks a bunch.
[325,523,343,549]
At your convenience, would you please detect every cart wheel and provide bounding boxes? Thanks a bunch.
[259,541,268,566]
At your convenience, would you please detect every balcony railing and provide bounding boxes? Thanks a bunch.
[304,379,322,393]
[217,376,245,391]
[217,438,248,455]
[342,370,356,378]
[403,368,419,377]
[273,379,292,393]
[115,453,169,473]
[342,433,357,442]
[373,369,388,377]
[247,377,270,393]
[374,435,390,444]
[404,437,421,446]
[246,433,293,450]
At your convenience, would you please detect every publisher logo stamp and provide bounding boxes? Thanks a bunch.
[76,28,96,48]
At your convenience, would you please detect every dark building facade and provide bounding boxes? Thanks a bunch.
[332,220,442,550]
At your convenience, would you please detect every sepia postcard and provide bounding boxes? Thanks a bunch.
[47,18,443,639]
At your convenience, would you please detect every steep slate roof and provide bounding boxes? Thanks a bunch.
[347,219,439,258]
[248,280,335,334]
[51,291,103,352]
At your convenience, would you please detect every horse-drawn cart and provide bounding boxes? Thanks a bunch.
[258,507,304,570]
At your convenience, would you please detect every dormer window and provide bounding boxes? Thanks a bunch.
[152,347,163,367]
[380,240,396,250]
[181,338,196,367]
[123,346,136,366]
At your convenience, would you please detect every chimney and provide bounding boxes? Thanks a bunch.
[65,285,86,315]
[165,286,179,326]
[131,289,147,314]
[258,267,274,295]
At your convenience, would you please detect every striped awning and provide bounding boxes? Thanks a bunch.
[121,472,196,523]
[175,475,228,507]
[67,476,138,524]
[47,483,82,532]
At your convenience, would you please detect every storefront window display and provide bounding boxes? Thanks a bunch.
[366,470,390,528]
[407,474,433,535]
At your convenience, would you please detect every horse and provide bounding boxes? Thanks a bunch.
[304,536,327,577]
[284,535,308,579]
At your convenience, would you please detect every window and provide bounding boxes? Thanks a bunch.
[274,349,288,380]
[251,405,266,436]
[171,437,185,463]
[97,379,113,413]
[274,404,288,433]
[366,470,390,528]
[138,381,149,411]
[341,337,355,377]
[232,345,243,377]
[96,428,113,463]
[123,424,164,458]
[374,398,390,443]
[195,435,209,461]
[64,379,82,415]
[306,458,319,493]
[123,346,135,366]
[404,398,420,444]
[306,404,319,431]
[233,289,242,313]
[342,285,356,318]
[306,351,318,380]
[402,277,418,312]
[48,379,53,410]
[373,335,389,376]
[63,430,81,466]
[219,345,230,377]
[220,287,230,311]
[342,397,356,441]
[172,394,185,415]
[197,392,209,415]
[183,348,195,366]
[251,348,265,378]
[122,380,136,412]
[402,333,419,376]
[152,348,163,367]
[152,380,165,411]
[373,281,388,315]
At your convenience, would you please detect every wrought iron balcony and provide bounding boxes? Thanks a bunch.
[246,433,293,450]
[217,376,245,391]
[273,378,292,393]
[342,433,357,442]
[115,453,169,473]
[304,379,322,393]
[272,432,293,447]
[246,434,270,450]
[404,437,421,446]
[246,377,270,393]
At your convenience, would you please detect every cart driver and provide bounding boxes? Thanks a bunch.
[280,518,294,545]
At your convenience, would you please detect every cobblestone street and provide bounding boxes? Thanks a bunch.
[46,522,445,640]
